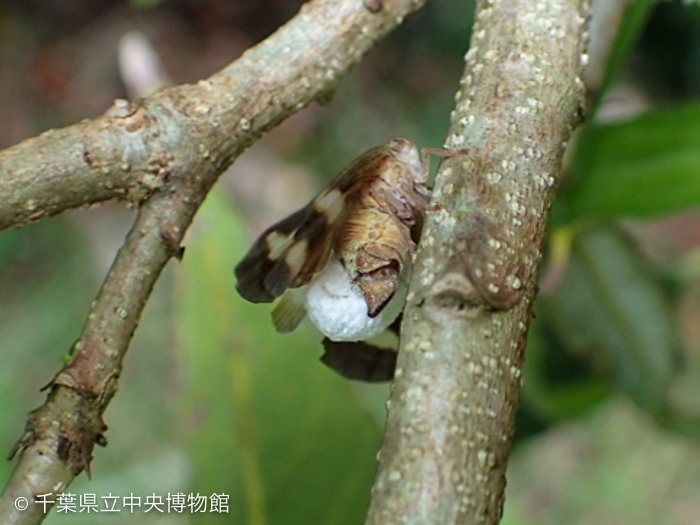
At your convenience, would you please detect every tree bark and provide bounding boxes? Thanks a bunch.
[365,1,590,524]
[0,0,426,232]
[0,1,429,523]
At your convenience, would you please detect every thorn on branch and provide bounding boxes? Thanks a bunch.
[7,429,34,461]
[82,148,95,169]
[160,229,185,260]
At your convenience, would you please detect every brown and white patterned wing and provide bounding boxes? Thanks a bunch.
[234,145,393,304]
[235,200,338,303]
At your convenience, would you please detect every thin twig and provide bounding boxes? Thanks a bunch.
[0,0,429,523]
[365,0,590,524]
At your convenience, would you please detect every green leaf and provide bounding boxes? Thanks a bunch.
[174,190,383,525]
[543,224,680,414]
[562,102,700,220]
[520,316,612,422]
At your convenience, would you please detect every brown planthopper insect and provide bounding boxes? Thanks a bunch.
[234,137,461,380]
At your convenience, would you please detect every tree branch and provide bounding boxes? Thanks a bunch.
[0,0,424,232]
[365,1,589,524]
[0,0,429,523]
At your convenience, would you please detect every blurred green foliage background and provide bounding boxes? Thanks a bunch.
[2,0,700,523]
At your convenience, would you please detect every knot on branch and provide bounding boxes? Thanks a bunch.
[426,271,482,323]
[9,396,108,479]
[82,99,179,205]
[425,214,526,322]
[53,341,120,402]
[363,0,383,13]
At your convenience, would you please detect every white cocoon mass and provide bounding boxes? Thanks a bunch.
[305,259,409,342]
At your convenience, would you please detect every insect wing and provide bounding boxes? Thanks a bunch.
[234,145,392,304]
[235,204,334,303]
[321,339,397,382]
[320,314,402,381]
